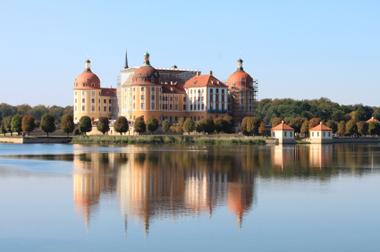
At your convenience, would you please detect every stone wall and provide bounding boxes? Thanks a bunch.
[0,137,72,144]
[0,137,23,144]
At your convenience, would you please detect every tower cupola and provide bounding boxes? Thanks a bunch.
[143,51,150,66]
[85,57,91,72]
[237,55,243,72]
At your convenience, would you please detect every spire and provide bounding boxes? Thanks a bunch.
[85,56,92,72]
[124,48,129,69]
[237,54,244,72]
[143,50,150,66]
[172,60,177,69]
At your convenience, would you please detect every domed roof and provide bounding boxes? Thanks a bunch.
[132,52,160,85]
[74,59,101,89]
[227,57,253,90]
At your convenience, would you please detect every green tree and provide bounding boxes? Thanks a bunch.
[97,117,110,135]
[61,114,74,137]
[368,121,379,136]
[195,120,204,133]
[1,123,6,136]
[300,120,309,137]
[332,110,345,122]
[134,116,146,133]
[214,118,226,133]
[183,118,195,135]
[259,122,267,136]
[202,117,214,133]
[372,109,380,121]
[355,106,366,122]
[345,119,357,136]
[162,119,171,134]
[288,117,304,133]
[3,116,13,136]
[78,116,92,135]
[326,120,337,133]
[223,116,234,133]
[272,117,283,128]
[11,114,23,135]
[247,117,261,135]
[21,115,35,135]
[114,116,129,135]
[176,118,185,134]
[147,116,159,134]
[337,121,346,136]
[35,120,40,129]
[40,114,56,137]
[357,121,368,136]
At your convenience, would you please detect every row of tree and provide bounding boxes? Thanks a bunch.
[0,103,72,124]
[256,97,380,125]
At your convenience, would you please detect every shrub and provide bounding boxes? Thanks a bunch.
[147,116,159,134]
[61,114,74,137]
[114,116,129,135]
[162,119,171,134]
[97,117,110,135]
[11,114,23,135]
[183,118,195,135]
[134,117,146,133]
[78,116,92,135]
[40,114,56,137]
[22,115,35,135]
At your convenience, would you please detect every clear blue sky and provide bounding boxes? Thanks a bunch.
[0,0,379,107]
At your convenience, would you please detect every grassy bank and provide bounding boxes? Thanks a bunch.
[71,135,266,145]
[296,140,311,144]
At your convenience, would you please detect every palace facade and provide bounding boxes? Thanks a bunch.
[73,50,258,124]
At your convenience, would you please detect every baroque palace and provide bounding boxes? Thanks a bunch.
[73,50,258,124]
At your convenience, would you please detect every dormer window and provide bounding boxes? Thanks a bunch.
[232,83,235,88]
[142,78,145,83]
[91,83,94,87]
[83,83,85,87]
[151,77,155,82]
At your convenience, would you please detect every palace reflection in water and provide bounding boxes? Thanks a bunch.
[68,144,380,235]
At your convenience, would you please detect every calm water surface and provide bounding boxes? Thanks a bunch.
[0,143,380,251]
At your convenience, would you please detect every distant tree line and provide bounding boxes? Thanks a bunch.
[0,103,73,124]
[256,97,379,125]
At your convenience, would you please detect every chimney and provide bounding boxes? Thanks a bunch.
[209,70,213,76]
[196,72,199,76]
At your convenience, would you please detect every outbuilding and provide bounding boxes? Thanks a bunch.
[309,122,333,144]
[271,121,295,144]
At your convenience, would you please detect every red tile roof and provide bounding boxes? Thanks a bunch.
[100,88,116,96]
[310,124,332,131]
[161,82,186,94]
[184,74,227,88]
[271,122,294,131]
[367,117,380,123]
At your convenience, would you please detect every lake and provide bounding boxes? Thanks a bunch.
[0,143,380,251]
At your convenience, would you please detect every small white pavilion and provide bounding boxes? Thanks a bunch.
[309,122,333,144]
[271,121,295,144]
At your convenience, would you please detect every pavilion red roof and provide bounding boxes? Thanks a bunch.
[310,124,332,131]
[271,122,294,131]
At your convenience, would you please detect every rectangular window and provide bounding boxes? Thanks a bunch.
[141,95,144,100]
[323,132,325,137]
[98,106,100,111]
[222,96,225,102]
[170,96,173,101]
[198,104,200,110]
[190,105,193,110]
[104,106,106,112]
[92,106,95,112]
[198,96,200,101]
[209,103,213,110]
[175,96,178,101]
[222,89,225,94]
[133,103,136,109]
[170,104,173,110]
[312,132,314,137]
[290,132,293,137]
[216,89,219,94]
[75,106,77,112]
[109,106,111,112]
[141,87,144,92]
[75,99,77,103]
[209,95,213,101]
[222,104,225,110]
[82,106,85,111]
[175,116,178,121]
[92,99,95,103]
[104,99,106,103]
[175,104,178,110]
[183,97,186,102]
[82,98,85,103]
[99,99,100,104]
[109,99,111,104]
[210,89,213,93]
[328,132,331,137]
[152,87,155,92]
[202,104,204,110]
[141,103,145,109]
[284,132,287,137]
[151,103,155,110]
[216,95,219,102]
[183,105,186,110]
[317,132,320,137]
[216,103,219,110]
[151,95,155,100]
